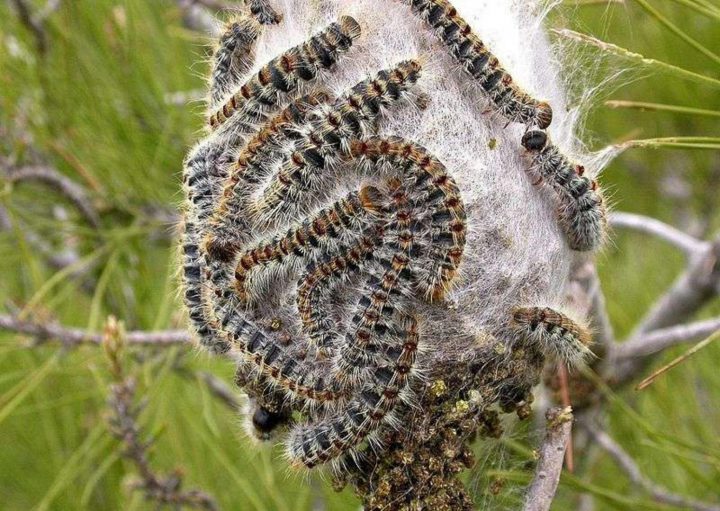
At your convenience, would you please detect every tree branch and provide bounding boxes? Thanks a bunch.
[610,212,707,256]
[8,0,61,54]
[615,316,720,361]
[0,202,103,293]
[176,367,242,410]
[100,318,217,510]
[524,406,573,511]
[566,260,615,356]
[586,426,720,511]
[0,313,190,347]
[176,0,222,36]
[3,163,100,228]
[632,238,720,337]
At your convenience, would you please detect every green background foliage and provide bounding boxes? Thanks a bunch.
[0,1,718,509]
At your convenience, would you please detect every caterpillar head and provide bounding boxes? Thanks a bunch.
[521,130,549,152]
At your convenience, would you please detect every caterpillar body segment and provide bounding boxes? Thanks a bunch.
[208,16,361,130]
[182,143,234,353]
[247,0,283,26]
[208,16,263,111]
[184,143,228,224]
[287,314,420,468]
[347,137,467,301]
[181,218,230,353]
[205,92,332,264]
[208,0,283,109]
[233,91,332,186]
[191,18,361,354]
[217,298,348,403]
[400,0,553,129]
[332,182,416,387]
[297,233,382,355]
[521,131,606,252]
[203,193,387,405]
[233,188,386,304]
[252,61,423,222]
[511,306,593,368]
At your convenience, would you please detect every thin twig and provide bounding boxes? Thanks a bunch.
[586,426,720,511]
[588,269,615,354]
[0,201,104,294]
[606,100,720,118]
[176,367,242,410]
[615,316,720,360]
[556,365,574,473]
[9,0,49,53]
[565,0,625,5]
[566,260,615,356]
[630,0,720,66]
[192,0,238,10]
[4,164,101,228]
[0,313,190,347]
[524,407,573,511]
[553,29,720,89]
[610,212,707,256]
[311,478,327,511]
[104,319,218,510]
[0,204,12,230]
[612,238,720,383]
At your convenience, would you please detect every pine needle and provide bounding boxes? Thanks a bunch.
[636,329,720,391]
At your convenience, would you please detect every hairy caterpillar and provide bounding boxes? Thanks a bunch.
[399,0,553,128]
[252,60,423,221]
[522,130,606,252]
[511,306,593,368]
[208,16,361,129]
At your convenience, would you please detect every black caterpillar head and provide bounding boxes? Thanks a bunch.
[251,406,290,440]
[522,130,548,152]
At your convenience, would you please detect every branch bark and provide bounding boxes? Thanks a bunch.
[5,164,101,227]
[0,313,190,347]
[108,378,218,510]
[610,212,707,256]
[611,237,720,384]
[632,238,720,336]
[176,368,242,410]
[615,316,720,360]
[524,406,573,511]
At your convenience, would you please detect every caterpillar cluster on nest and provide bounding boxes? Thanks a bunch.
[180,0,607,500]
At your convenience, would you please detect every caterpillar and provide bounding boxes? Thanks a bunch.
[208,16,361,129]
[399,0,553,128]
[251,60,423,222]
[511,306,593,368]
[521,130,606,252]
